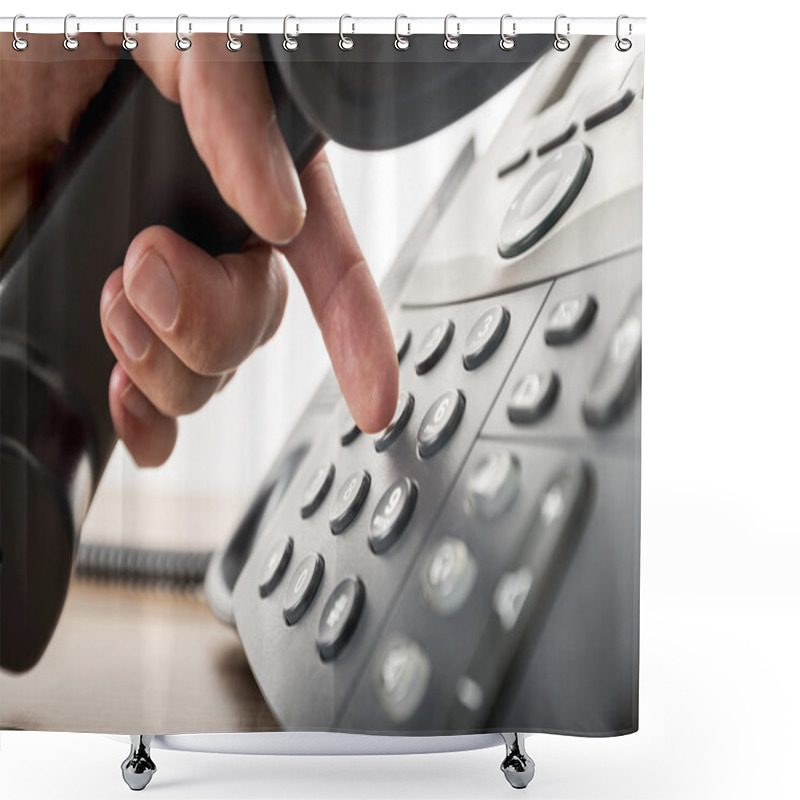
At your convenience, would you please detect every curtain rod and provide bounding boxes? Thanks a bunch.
[0,16,646,37]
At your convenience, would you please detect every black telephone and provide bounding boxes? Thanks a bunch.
[0,34,541,672]
[206,36,643,734]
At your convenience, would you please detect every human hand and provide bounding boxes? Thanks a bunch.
[0,34,399,466]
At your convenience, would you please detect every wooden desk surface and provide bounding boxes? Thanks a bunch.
[1,490,280,734]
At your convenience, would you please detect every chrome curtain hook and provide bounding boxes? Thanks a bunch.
[444,14,460,51]
[227,14,243,51]
[122,14,138,51]
[339,14,354,50]
[394,14,410,50]
[175,13,192,51]
[283,15,298,51]
[500,14,516,50]
[553,14,570,51]
[12,14,28,51]
[63,13,79,51]
[615,14,632,51]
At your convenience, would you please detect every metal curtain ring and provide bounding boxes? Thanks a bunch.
[122,14,138,51]
[63,13,79,51]
[500,14,516,50]
[444,14,460,51]
[339,14,354,50]
[283,15,298,51]
[616,14,632,51]
[553,14,570,51]
[394,15,410,50]
[175,14,192,51]
[227,15,243,51]
[12,14,28,51]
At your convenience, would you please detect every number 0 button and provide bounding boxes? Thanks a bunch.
[369,477,418,554]
[329,470,371,534]
[417,389,466,459]
[463,306,509,370]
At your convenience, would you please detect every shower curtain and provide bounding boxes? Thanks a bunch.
[0,17,643,754]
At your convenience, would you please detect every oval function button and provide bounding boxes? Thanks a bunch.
[420,537,477,615]
[339,404,361,446]
[507,371,560,424]
[374,392,415,453]
[283,552,324,626]
[258,536,294,598]
[498,142,592,259]
[300,462,335,519]
[583,290,642,427]
[544,294,597,345]
[414,319,455,375]
[463,306,510,370]
[317,576,365,662]
[417,389,466,459]
[329,470,371,534]
[465,451,521,519]
[369,477,418,555]
[374,636,431,723]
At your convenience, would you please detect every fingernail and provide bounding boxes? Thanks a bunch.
[127,249,179,331]
[120,381,153,421]
[267,116,307,237]
[105,292,150,361]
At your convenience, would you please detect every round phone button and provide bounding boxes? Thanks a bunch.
[498,142,592,259]
[329,470,371,534]
[283,552,324,626]
[369,477,418,555]
[259,536,294,598]
[317,576,365,662]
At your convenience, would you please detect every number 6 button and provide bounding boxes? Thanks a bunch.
[417,389,466,459]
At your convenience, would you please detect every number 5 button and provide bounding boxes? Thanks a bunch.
[417,389,466,459]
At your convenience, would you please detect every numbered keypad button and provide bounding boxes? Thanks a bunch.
[317,577,365,662]
[420,538,477,615]
[300,463,335,519]
[544,295,597,345]
[329,470,371,534]
[414,319,454,375]
[417,389,465,459]
[369,477,418,555]
[463,306,510,370]
[339,404,361,446]
[258,536,294,598]
[283,552,324,626]
[394,329,411,363]
[374,636,431,723]
[374,392,415,453]
[583,290,642,427]
[465,451,520,519]
[507,371,560,424]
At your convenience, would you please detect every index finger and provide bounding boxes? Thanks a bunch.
[107,33,306,245]
[280,153,399,434]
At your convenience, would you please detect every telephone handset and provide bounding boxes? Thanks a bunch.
[209,38,644,733]
[0,34,541,672]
